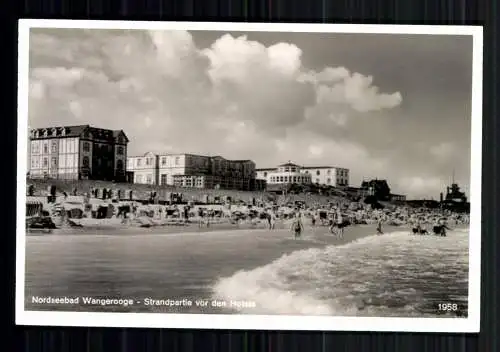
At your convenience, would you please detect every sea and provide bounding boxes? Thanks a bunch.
[23,225,469,318]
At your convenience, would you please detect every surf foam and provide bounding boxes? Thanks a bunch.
[212,229,469,317]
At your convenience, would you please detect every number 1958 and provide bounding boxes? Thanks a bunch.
[438,303,458,311]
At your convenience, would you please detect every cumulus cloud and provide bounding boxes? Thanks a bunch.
[28,28,439,196]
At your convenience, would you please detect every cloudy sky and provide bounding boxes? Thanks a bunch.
[27,27,474,199]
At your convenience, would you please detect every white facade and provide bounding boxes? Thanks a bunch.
[256,162,349,187]
[29,126,129,181]
[30,137,80,180]
[127,152,256,190]
[158,154,208,186]
[127,152,158,185]
[302,167,349,186]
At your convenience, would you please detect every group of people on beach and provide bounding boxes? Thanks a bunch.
[29,183,469,240]
[286,209,347,240]
[266,200,466,241]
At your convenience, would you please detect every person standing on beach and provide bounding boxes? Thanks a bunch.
[198,208,205,228]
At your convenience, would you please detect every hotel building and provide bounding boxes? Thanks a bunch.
[127,153,260,191]
[256,162,350,187]
[126,152,159,185]
[29,125,129,181]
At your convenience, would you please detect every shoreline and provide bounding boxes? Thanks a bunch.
[26,216,405,237]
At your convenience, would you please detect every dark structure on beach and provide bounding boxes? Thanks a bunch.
[29,125,129,182]
[360,179,391,201]
[440,182,470,213]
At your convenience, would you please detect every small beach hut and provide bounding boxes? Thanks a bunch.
[106,203,115,218]
[26,199,44,217]
[27,184,35,196]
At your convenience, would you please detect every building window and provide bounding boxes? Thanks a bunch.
[83,156,90,167]
[316,178,319,183]
[136,175,142,183]
[316,170,320,176]
[146,174,152,184]
[51,157,57,167]
[51,141,57,153]
[161,157,166,166]
[279,176,283,182]
[327,178,331,184]
[83,142,90,152]
[264,172,267,177]
[160,174,167,185]
[137,158,142,167]
[175,156,180,165]
[117,146,124,155]
[43,143,48,154]
[31,143,39,154]
[327,170,331,175]
[146,158,150,166]
[305,170,309,174]
[116,159,124,171]
[43,157,48,167]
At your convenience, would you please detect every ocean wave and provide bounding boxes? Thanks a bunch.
[212,230,469,317]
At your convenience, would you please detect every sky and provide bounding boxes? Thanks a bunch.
[27,27,474,199]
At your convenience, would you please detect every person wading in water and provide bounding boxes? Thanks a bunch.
[291,212,304,239]
[269,210,277,230]
[336,208,344,239]
[376,217,384,235]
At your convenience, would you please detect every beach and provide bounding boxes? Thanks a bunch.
[24,222,469,317]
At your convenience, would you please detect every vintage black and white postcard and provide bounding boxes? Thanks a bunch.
[16,20,483,333]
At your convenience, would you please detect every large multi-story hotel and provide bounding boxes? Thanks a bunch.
[127,153,262,191]
[256,162,350,187]
[28,125,129,181]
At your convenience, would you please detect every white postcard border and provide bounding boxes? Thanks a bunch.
[16,19,483,333]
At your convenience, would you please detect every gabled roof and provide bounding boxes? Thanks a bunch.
[30,125,90,139]
[113,130,129,143]
[64,125,90,137]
